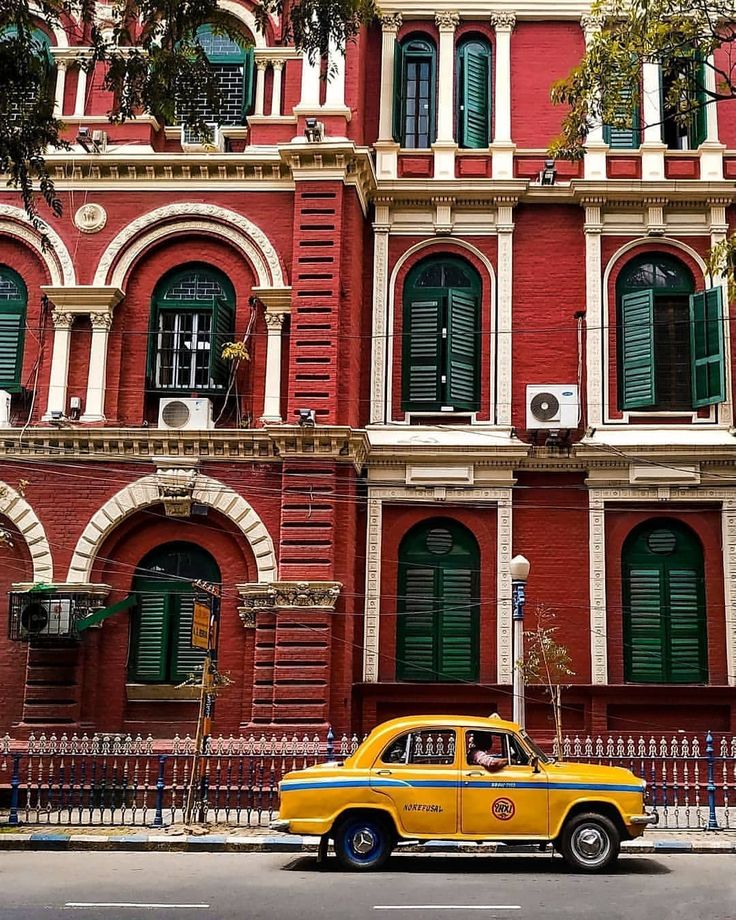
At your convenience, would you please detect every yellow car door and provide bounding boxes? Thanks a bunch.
[460,729,549,838]
[370,727,459,837]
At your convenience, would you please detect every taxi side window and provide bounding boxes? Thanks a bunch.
[466,731,506,765]
[508,736,529,765]
[381,733,411,764]
[408,729,456,765]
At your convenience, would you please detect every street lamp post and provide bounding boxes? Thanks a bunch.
[510,554,531,727]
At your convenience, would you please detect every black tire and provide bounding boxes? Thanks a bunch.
[558,812,620,873]
[333,813,394,871]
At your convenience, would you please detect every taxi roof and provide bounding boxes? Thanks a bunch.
[367,714,522,734]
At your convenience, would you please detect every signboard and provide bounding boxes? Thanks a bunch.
[192,598,212,650]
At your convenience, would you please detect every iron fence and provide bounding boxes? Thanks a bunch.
[1,729,734,831]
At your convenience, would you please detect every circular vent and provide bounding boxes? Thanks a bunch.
[647,529,677,555]
[161,400,191,429]
[21,602,49,634]
[530,391,560,422]
[426,528,453,555]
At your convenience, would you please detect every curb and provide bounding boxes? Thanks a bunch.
[0,833,734,854]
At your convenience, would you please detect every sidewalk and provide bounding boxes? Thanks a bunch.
[0,824,734,854]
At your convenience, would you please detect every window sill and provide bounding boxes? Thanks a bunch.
[126,684,200,702]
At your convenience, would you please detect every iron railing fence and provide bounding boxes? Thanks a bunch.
[1,730,735,831]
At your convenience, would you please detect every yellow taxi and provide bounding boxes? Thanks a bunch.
[272,715,657,873]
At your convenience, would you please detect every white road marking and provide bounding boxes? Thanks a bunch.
[64,904,209,910]
[374,908,520,912]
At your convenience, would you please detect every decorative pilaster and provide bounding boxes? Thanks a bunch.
[375,13,402,179]
[495,491,513,684]
[583,201,604,427]
[255,59,268,116]
[370,200,391,423]
[581,15,608,180]
[495,198,515,427]
[709,199,733,426]
[261,311,286,424]
[641,61,665,179]
[362,497,383,681]
[45,311,74,419]
[298,52,321,109]
[588,493,607,684]
[325,39,347,109]
[490,12,516,179]
[270,60,284,117]
[81,312,113,423]
[74,61,89,117]
[700,55,726,180]
[53,60,68,118]
[722,501,736,687]
[433,11,460,179]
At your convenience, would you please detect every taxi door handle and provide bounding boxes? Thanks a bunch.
[465,771,485,777]
[376,769,393,775]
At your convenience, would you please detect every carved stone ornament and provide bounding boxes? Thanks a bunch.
[435,11,460,30]
[51,310,75,329]
[74,203,108,234]
[238,581,342,619]
[90,312,114,330]
[155,467,198,518]
[379,13,402,31]
[491,11,516,31]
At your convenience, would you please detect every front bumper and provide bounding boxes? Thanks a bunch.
[270,818,290,832]
[629,812,659,826]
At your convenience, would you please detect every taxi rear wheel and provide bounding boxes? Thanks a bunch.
[333,813,394,871]
[559,812,620,873]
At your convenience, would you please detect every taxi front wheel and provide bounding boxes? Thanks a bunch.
[558,812,620,873]
[333,813,394,871]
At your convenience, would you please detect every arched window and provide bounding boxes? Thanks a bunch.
[622,520,707,684]
[456,38,491,149]
[661,57,707,150]
[616,252,725,411]
[1,26,54,125]
[393,37,436,149]
[0,266,27,391]
[402,257,481,412]
[397,520,480,682]
[129,543,220,683]
[187,23,254,125]
[148,265,235,393]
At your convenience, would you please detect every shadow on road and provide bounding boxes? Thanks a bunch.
[283,855,671,876]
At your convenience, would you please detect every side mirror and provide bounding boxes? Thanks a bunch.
[531,755,540,774]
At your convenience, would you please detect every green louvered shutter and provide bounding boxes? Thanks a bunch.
[392,40,403,143]
[603,82,640,148]
[459,44,490,148]
[690,60,707,147]
[403,297,443,410]
[398,567,436,680]
[210,296,235,389]
[446,289,479,410]
[439,569,477,681]
[668,568,707,682]
[0,309,25,390]
[689,287,725,408]
[130,590,168,682]
[242,47,255,116]
[621,289,656,409]
[624,568,665,682]
[172,594,206,681]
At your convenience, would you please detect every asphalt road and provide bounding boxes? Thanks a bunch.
[1,852,734,920]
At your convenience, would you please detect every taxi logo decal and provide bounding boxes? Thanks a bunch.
[404,803,443,813]
[491,797,515,821]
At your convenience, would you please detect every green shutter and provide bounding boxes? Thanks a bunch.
[398,567,437,681]
[690,59,707,147]
[171,594,206,682]
[0,308,25,390]
[242,47,254,116]
[689,287,725,407]
[668,569,707,682]
[603,82,640,149]
[438,569,477,681]
[459,44,490,149]
[621,289,656,409]
[624,567,665,682]
[403,297,443,410]
[392,39,403,143]
[210,296,235,388]
[446,289,479,410]
[130,591,169,682]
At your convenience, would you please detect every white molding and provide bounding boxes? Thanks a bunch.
[370,224,390,423]
[722,501,736,687]
[93,203,287,289]
[0,483,53,582]
[361,486,514,684]
[588,493,606,683]
[0,206,75,286]
[218,0,268,47]
[584,204,604,428]
[66,473,278,584]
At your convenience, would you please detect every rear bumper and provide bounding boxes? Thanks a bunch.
[629,812,659,826]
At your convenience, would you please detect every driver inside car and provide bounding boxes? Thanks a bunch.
[467,731,508,772]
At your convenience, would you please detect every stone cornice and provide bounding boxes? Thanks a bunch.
[41,286,124,314]
[279,143,376,215]
[265,425,369,472]
[377,0,589,18]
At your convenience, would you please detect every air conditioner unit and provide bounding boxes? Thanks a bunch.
[0,389,11,426]
[18,597,72,639]
[526,385,579,430]
[158,397,214,431]
[181,123,224,153]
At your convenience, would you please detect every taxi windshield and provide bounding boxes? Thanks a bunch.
[520,730,553,764]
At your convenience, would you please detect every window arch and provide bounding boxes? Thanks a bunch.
[456,37,491,149]
[129,542,221,683]
[397,519,480,682]
[0,266,27,391]
[402,256,481,412]
[148,264,235,393]
[622,520,708,684]
[616,252,725,412]
[186,23,255,126]
[393,36,436,149]
[1,26,55,126]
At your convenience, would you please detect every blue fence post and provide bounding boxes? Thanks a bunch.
[326,726,334,763]
[9,754,21,826]
[153,755,166,828]
[706,731,720,830]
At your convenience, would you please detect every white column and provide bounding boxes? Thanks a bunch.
[701,55,725,180]
[581,15,607,180]
[370,201,391,423]
[74,62,88,117]
[298,52,321,109]
[495,201,514,428]
[261,312,286,424]
[496,491,513,684]
[710,201,732,426]
[641,60,665,179]
[45,311,74,419]
[433,12,460,179]
[325,40,346,108]
[584,202,604,427]
[362,496,383,681]
[53,60,68,118]
[721,500,736,687]
[254,59,268,116]
[270,60,284,117]
[375,13,402,180]
[588,494,608,685]
[490,12,515,179]
[80,313,112,423]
